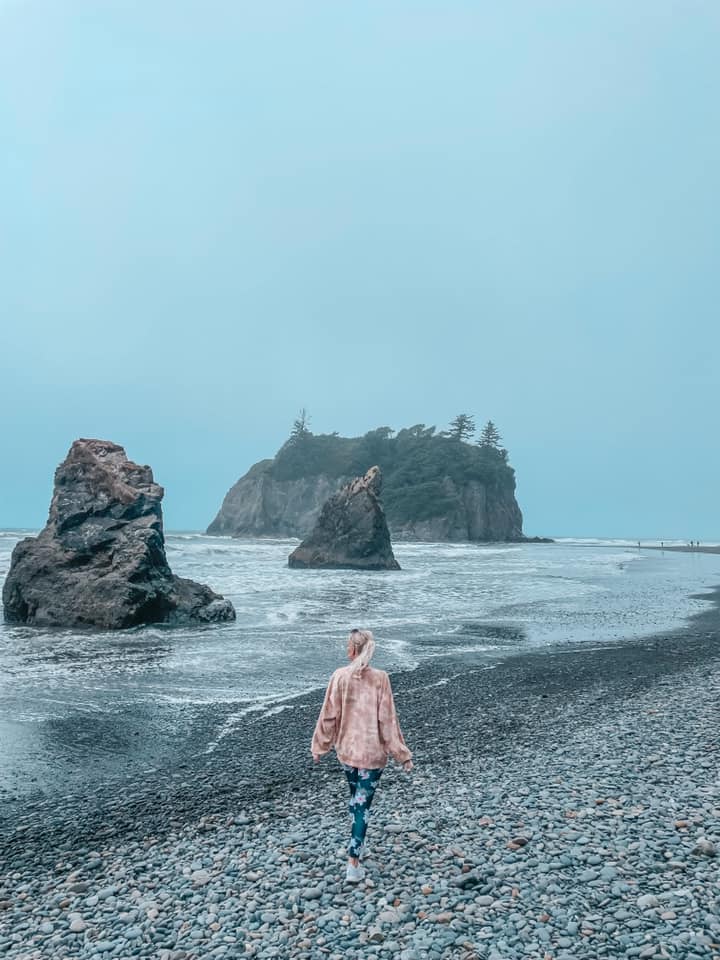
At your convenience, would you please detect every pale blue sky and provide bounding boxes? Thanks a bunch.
[1,1,718,537]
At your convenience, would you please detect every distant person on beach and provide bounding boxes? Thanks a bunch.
[311,628,413,884]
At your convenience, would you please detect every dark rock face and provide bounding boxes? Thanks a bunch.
[207,463,526,543]
[207,460,347,539]
[2,439,236,628]
[387,477,524,542]
[288,466,400,571]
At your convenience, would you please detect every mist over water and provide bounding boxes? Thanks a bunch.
[1,531,719,802]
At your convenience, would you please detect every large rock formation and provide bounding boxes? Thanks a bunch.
[2,439,236,628]
[208,463,524,542]
[207,460,346,539]
[288,467,400,570]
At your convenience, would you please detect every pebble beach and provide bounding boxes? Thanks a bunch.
[2,586,719,960]
[2,2,719,956]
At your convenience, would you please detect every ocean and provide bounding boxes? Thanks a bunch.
[1,531,719,803]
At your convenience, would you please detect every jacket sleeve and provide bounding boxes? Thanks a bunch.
[311,671,341,757]
[378,673,412,764]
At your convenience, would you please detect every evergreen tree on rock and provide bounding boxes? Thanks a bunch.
[290,408,311,443]
[478,420,502,449]
[448,414,476,442]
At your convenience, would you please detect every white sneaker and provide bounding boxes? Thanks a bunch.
[358,841,368,860]
[345,862,365,883]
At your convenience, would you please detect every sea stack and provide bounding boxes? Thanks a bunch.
[288,466,400,571]
[2,439,236,628]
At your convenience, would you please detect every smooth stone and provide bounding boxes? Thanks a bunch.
[68,882,90,894]
[692,839,716,857]
[301,888,323,901]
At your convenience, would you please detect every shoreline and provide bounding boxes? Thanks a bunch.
[3,585,719,864]
[550,540,720,554]
[1,588,719,958]
[641,544,720,555]
[2,539,719,832]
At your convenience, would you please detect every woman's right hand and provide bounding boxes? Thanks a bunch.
[402,759,413,772]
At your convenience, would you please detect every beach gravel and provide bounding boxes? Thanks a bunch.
[1,609,719,959]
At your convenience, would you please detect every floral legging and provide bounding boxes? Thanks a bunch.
[342,762,383,858]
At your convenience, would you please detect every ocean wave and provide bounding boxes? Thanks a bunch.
[204,690,311,753]
[3,540,720,772]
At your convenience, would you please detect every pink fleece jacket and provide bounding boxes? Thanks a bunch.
[311,664,412,769]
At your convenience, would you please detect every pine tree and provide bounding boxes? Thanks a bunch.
[289,408,311,442]
[447,414,476,442]
[477,420,502,449]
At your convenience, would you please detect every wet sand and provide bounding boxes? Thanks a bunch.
[642,545,720,555]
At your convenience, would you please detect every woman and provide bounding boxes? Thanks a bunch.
[311,628,413,883]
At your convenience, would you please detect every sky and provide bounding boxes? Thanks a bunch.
[1,1,718,538]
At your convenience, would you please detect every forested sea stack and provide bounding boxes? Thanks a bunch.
[288,466,400,570]
[2,439,235,629]
[208,416,528,542]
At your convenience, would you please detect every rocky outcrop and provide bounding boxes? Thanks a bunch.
[208,464,524,542]
[207,461,347,538]
[2,439,236,629]
[288,467,400,570]
[391,477,524,541]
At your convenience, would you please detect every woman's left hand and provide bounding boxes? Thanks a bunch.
[312,753,320,763]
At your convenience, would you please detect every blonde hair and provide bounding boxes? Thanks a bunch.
[347,628,375,676]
